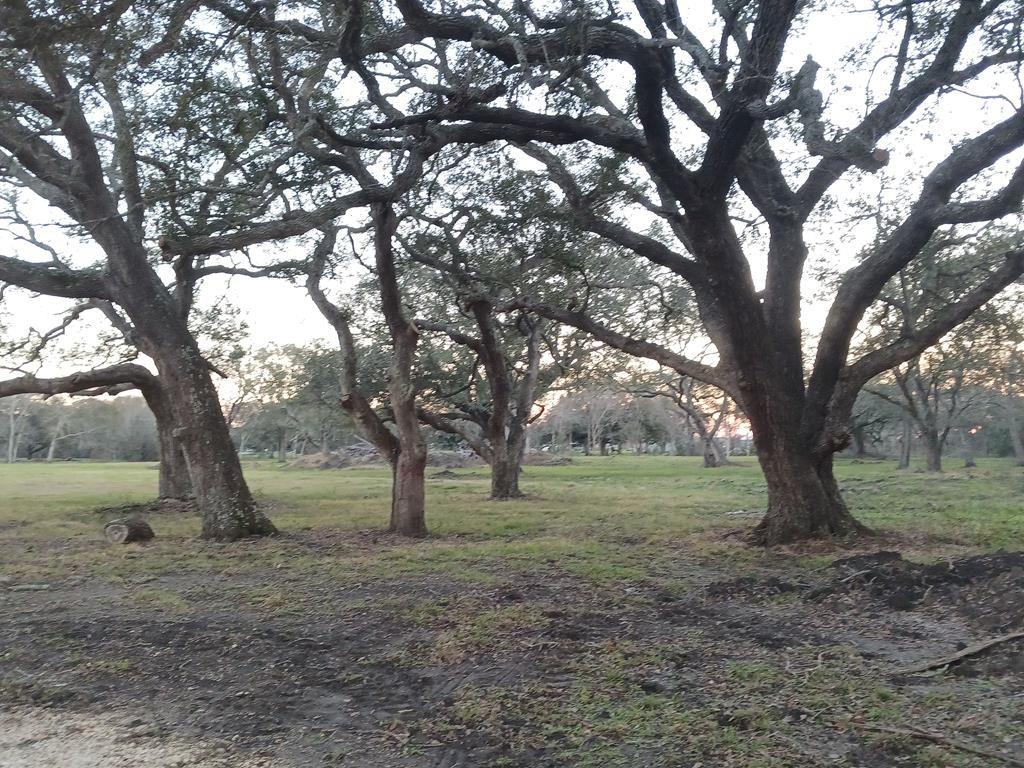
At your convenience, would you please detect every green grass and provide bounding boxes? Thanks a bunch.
[0,456,1019,581]
[2,456,1021,767]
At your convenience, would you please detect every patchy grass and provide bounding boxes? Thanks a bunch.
[1,456,1022,767]
[1,456,1020,584]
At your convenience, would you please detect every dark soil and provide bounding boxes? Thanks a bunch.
[3,540,1023,767]
[813,550,1024,629]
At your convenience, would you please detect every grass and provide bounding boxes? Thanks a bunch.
[1,456,1022,767]
[0,456,1020,588]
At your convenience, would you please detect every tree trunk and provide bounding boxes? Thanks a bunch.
[490,452,522,499]
[752,447,866,545]
[390,444,427,537]
[153,347,275,540]
[850,425,867,457]
[897,421,912,470]
[104,518,155,544]
[489,433,526,500]
[922,430,943,472]
[277,429,288,461]
[141,385,191,501]
[1008,408,1024,467]
[156,420,191,500]
[702,436,720,468]
[7,403,19,463]
[959,429,976,468]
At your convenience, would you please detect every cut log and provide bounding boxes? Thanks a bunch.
[104,518,155,544]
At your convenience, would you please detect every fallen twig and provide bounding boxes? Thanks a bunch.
[898,629,1024,675]
[856,723,1024,767]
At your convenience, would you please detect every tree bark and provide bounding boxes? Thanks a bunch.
[390,434,427,536]
[104,518,155,544]
[488,431,527,499]
[490,453,522,498]
[898,421,912,470]
[148,346,274,540]
[143,388,191,501]
[702,436,720,468]
[752,446,865,545]
[1008,407,1024,467]
[922,429,943,472]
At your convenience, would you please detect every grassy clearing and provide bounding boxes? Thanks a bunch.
[1,456,1022,767]
[0,456,1020,593]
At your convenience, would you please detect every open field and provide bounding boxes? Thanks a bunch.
[2,457,1023,767]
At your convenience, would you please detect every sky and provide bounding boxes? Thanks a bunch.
[1,1,1021,382]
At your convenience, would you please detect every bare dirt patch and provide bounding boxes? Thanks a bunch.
[3,541,1023,767]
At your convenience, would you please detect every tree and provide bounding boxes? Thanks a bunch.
[0,2,273,539]
[344,0,1024,543]
[633,374,731,467]
[987,349,1024,466]
[307,219,429,537]
[402,158,592,497]
[863,237,1023,471]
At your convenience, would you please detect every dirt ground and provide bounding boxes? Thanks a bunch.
[2,528,1023,768]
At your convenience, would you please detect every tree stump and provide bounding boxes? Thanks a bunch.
[104,518,155,544]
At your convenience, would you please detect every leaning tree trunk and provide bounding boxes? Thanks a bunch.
[152,345,275,540]
[45,434,60,462]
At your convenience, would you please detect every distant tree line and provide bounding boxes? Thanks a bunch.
[6,342,1022,473]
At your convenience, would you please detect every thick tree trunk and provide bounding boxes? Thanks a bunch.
[104,518,155,544]
[141,385,191,500]
[156,422,191,499]
[154,347,275,540]
[390,444,427,537]
[702,437,720,468]
[752,447,866,545]
[491,453,522,499]
[922,430,943,472]
[489,435,526,500]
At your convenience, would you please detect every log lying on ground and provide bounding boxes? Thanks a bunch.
[104,518,155,544]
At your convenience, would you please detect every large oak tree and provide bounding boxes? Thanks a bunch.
[348,0,1024,543]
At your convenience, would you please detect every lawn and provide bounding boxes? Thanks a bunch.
[1,456,1022,767]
